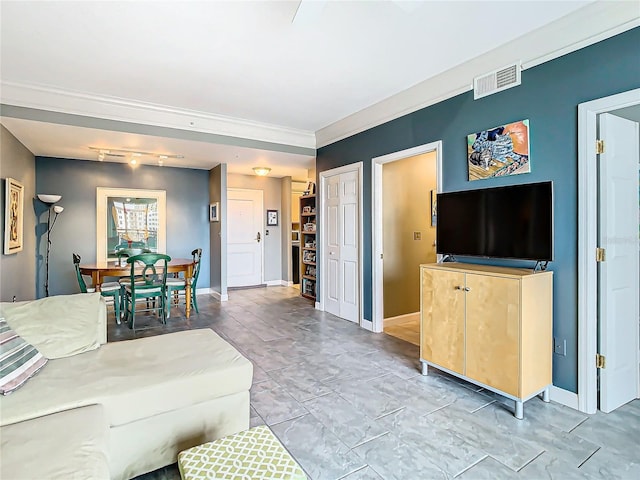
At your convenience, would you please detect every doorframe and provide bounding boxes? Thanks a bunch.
[371,141,443,333]
[577,88,640,414]
[226,187,265,287]
[318,162,364,324]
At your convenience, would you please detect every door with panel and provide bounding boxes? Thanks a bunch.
[598,113,640,412]
[227,189,263,288]
[465,273,520,397]
[420,267,465,375]
[323,170,360,322]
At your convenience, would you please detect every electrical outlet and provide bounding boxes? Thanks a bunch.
[413,232,421,240]
[554,337,566,356]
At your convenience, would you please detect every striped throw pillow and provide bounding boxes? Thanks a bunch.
[0,318,48,395]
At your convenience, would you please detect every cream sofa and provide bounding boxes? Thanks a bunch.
[0,293,253,480]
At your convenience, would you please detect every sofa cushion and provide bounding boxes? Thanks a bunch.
[0,404,109,480]
[0,319,48,395]
[0,293,103,359]
[0,329,253,428]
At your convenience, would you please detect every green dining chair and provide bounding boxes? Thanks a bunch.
[72,253,122,324]
[165,248,202,318]
[123,253,171,330]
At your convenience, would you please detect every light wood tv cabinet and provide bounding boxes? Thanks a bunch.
[419,262,553,419]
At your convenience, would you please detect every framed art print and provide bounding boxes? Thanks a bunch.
[267,209,278,226]
[4,177,24,254]
[209,202,220,222]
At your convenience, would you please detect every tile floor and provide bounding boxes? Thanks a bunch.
[115,287,640,480]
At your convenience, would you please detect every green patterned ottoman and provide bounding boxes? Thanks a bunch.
[178,425,306,480]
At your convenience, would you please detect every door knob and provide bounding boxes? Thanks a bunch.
[256,232,261,243]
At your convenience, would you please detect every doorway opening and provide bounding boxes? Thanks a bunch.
[577,88,640,414]
[372,142,442,334]
[380,152,438,345]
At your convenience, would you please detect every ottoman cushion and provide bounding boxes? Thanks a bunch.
[178,425,306,479]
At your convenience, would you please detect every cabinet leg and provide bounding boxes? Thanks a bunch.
[515,400,524,420]
[421,362,429,376]
[542,387,550,403]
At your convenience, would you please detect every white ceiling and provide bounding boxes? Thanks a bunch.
[1,0,637,174]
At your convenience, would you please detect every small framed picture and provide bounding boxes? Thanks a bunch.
[209,202,220,222]
[267,209,278,226]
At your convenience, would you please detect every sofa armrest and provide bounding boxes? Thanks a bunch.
[97,296,107,345]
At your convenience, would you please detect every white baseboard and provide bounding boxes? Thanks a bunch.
[211,290,229,302]
[549,385,579,410]
[265,280,292,287]
[384,312,420,327]
[315,302,321,310]
[195,287,212,296]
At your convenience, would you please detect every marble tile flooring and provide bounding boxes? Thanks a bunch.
[115,287,640,480]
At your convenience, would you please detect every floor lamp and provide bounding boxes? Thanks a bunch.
[37,194,64,297]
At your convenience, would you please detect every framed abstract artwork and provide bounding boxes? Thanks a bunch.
[209,202,220,222]
[4,178,24,255]
[267,209,278,226]
[467,119,530,181]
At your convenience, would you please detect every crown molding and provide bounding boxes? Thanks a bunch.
[0,81,316,150]
[316,1,640,148]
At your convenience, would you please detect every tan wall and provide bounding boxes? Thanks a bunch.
[383,152,437,319]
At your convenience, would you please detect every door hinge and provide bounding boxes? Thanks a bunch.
[596,139,605,154]
[596,354,606,369]
[596,247,606,262]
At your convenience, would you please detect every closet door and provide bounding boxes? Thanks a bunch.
[465,273,520,396]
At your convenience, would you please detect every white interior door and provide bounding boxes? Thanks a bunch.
[227,189,263,288]
[323,170,359,323]
[325,175,341,316]
[598,113,640,413]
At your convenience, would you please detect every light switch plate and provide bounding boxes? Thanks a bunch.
[413,232,421,240]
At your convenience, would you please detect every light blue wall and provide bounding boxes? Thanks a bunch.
[316,27,640,393]
[35,157,210,297]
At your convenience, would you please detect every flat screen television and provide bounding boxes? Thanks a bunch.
[436,181,553,261]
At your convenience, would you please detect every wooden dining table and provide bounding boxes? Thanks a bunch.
[79,258,196,318]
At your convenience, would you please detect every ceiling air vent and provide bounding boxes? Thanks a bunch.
[474,62,521,100]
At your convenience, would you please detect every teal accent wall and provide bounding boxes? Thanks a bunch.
[35,157,210,297]
[316,27,640,393]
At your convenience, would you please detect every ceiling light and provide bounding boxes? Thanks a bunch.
[253,167,271,176]
[98,152,105,161]
[130,158,137,165]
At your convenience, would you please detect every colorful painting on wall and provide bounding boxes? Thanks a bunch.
[467,119,530,181]
[4,177,24,254]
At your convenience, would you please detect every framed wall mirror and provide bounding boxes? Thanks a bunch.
[96,187,166,262]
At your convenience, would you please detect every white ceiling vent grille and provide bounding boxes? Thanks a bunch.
[474,62,521,100]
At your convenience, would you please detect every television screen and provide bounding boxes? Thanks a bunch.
[436,181,553,261]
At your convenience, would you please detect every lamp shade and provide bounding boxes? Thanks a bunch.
[37,194,62,204]
[53,206,64,214]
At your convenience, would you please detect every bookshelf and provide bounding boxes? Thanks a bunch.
[300,194,316,301]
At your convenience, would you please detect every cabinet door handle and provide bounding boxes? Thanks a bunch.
[455,285,464,290]
[464,287,471,292]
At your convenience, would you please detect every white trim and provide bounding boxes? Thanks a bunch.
[384,312,420,327]
[265,280,290,287]
[360,319,375,332]
[316,3,640,148]
[211,290,229,302]
[1,81,316,149]
[577,88,640,414]
[227,188,265,288]
[195,287,213,295]
[371,141,442,334]
[315,301,321,310]
[318,162,365,328]
[549,386,580,410]
[95,187,166,263]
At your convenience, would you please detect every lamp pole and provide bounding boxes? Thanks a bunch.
[38,195,63,297]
